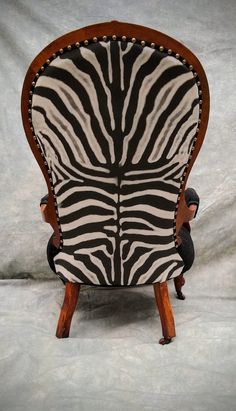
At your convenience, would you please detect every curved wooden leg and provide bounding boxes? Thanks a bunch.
[174,274,186,300]
[56,282,81,338]
[153,282,176,345]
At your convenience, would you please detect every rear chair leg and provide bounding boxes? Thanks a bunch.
[153,282,176,345]
[174,274,186,300]
[56,282,81,338]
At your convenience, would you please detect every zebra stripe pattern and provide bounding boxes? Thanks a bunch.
[31,39,200,285]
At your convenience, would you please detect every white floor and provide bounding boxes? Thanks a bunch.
[0,256,235,411]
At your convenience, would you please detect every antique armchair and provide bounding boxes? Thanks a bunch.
[21,21,209,344]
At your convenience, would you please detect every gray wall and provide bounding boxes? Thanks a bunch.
[1,0,235,278]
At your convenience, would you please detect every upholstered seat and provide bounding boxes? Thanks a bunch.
[22,21,209,343]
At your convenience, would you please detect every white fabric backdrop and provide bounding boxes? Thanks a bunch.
[0,0,235,278]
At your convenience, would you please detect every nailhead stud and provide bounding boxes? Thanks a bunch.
[141,40,146,46]
[159,46,164,51]
[131,37,136,43]
[75,42,80,47]
[151,42,155,48]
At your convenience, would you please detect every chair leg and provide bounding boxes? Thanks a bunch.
[174,274,186,300]
[153,282,176,345]
[56,282,81,338]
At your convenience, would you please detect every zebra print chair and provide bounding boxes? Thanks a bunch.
[21,21,209,344]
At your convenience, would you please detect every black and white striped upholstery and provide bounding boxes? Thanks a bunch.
[32,39,200,285]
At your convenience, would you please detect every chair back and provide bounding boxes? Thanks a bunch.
[22,21,209,285]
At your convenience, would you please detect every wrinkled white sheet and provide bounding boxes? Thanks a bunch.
[0,256,236,411]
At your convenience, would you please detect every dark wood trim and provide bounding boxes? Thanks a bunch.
[56,283,81,338]
[174,274,186,300]
[153,282,176,344]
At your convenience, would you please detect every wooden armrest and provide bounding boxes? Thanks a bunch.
[176,191,198,238]
[39,195,61,248]
[183,204,198,223]
[40,203,50,222]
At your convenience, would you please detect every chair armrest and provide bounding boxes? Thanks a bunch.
[40,194,49,222]
[184,188,199,218]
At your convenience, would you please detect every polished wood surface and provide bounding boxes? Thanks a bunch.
[153,282,176,344]
[56,283,81,338]
[174,274,186,300]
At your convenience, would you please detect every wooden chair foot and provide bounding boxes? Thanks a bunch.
[56,282,81,338]
[153,282,176,345]
[174,274,186,300]
[159,337,172,345]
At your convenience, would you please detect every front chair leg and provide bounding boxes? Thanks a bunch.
[174,274,186,300]
[153,282,176,345]
[56,282,81,338]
